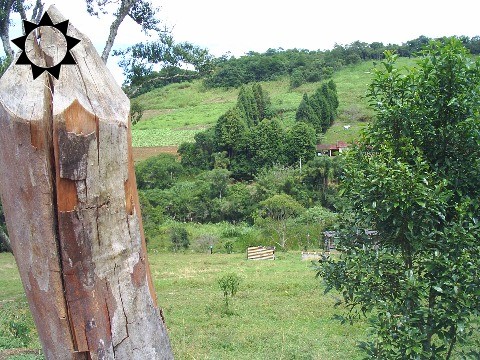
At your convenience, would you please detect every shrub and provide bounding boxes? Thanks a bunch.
[169,226,190,252]
[130,101,145,125]
[218,273,241,314]
[192,234,218,253]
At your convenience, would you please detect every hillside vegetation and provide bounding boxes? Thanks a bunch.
[131,58,416,148]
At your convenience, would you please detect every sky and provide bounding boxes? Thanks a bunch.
[7,0,480,85]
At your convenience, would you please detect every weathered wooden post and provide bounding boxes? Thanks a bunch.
[0,6,173,359]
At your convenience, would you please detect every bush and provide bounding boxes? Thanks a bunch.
[192,234,218,253]
[130,101,145,125]
[218,273,241,313]
[135,154,183,190]
[170,226,190,252]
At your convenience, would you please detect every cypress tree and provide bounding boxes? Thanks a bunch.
[237,86,259,127]
[296,94,320,131]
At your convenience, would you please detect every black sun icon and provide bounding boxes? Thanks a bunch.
[11,12,81,80]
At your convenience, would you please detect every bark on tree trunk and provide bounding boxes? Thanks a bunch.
[0,6,173,359]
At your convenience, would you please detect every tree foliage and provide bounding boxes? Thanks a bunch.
[135,153,183,190]
[317,39,480,359]
[203,37,480,90]
[115,32,214,96]
[169,225,189,252]
[286,122,317,166]
[180,82,278,179]
[256,193,305,249]
[0,0,42,62]
[296,80,339,134]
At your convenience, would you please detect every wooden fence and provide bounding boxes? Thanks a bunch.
[247,246,276,260]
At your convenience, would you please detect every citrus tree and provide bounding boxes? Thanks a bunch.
[318,38,480,359]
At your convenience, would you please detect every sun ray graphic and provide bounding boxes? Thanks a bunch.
[11,12,81,80]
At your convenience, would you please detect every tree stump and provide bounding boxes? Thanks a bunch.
[0,6,173,359]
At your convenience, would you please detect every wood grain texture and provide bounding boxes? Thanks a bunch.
[0,5,173,359]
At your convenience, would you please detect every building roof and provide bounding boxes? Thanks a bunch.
[316,141,349,151]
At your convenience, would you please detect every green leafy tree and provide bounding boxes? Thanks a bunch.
[198,168,231,200]
[309,90,330,132]
[289,68,305,88]
[130,101,144,125]
[169,225,190,252]
[236,83,272,126]
[237,85,259,127]
[249,119,286,170]
[327,80,339,113]
[178,129,216,171]
[317,39,480,359]
[115,33,213,96]
[252,83,272,120]
[296,94,320,130]
[135,153,183,190]
[214,108,247,159]
[286,122,317,166]
[256,193,305,249]
[222,182,256,223]
[296,81,339,133]
[303,156,343,208]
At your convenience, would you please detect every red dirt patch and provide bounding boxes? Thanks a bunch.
[133,146,179,162]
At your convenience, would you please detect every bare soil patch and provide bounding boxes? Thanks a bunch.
[133,146,179,162]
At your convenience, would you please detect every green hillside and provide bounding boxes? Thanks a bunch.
[131,58,416,148]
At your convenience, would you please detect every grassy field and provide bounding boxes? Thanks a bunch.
[0,252,368,359]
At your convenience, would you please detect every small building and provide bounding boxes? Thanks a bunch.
[323,231,337,251]
[316,141,349,156]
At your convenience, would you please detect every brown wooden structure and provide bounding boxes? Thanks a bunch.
[247,246,276,260]
[0,6,173,359]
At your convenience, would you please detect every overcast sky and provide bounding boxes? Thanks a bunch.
[10,0,480,84]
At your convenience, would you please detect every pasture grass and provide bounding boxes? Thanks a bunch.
[1,250,478,359]
[151,251,367,359]
[0,252,367,359]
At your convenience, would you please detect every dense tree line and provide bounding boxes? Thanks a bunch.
[136,153,342,250]
[178,81,337,180]
[203,36,480,89]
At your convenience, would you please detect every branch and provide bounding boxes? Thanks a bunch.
[30,0,44,23]
[101,0,135,63]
